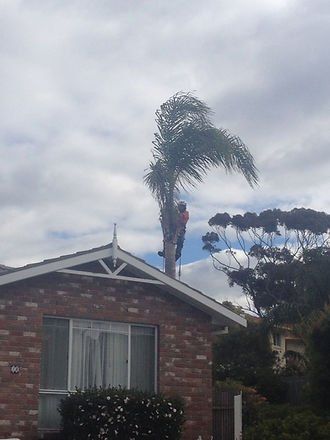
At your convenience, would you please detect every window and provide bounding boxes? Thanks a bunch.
[39,317,157,430]
[272,332,281,347]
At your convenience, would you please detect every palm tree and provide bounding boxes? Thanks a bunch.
[144,92,258,278]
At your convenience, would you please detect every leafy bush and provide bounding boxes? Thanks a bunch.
[306,306,330,409]
[213,322,286,403]
[245,405,330,440]
[59,387,185,440]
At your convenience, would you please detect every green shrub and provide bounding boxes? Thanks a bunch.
[213,322,286,403]
[59,387,185,440]
[245,405,330,440]
[307,306,330,409]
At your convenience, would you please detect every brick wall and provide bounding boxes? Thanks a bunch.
[0,272,213,440]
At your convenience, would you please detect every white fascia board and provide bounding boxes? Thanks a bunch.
[0,248,112,287]
[117,249,247,327]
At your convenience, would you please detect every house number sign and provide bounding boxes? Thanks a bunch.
[10,365,20,374]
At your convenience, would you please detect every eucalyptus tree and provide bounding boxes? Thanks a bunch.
[144,92,258,278]
[203,208,330,319]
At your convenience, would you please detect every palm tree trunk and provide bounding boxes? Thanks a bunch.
[164,240,176,278]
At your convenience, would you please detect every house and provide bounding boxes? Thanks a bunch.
[0,241,246,440]
[270,326,305,369]
[247,315,305,371]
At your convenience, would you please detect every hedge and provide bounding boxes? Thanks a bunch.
[59,387,185,440]
[244,405,330,440]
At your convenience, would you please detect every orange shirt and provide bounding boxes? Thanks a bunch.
[178,210,189,227]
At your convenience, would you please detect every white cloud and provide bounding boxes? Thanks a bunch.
[180,257,247,308]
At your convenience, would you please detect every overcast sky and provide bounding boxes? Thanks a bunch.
[1,0,329,307]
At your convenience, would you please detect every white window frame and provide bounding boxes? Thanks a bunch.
[272,332,281,347]
[39,316,158,430]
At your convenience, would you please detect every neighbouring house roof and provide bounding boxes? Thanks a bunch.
[0,264,12,273]
[0,243,246,328]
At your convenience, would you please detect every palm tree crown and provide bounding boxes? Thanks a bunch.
[144,92,258,277]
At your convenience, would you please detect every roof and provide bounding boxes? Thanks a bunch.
[0,243,246,327]
[0,264,12,274]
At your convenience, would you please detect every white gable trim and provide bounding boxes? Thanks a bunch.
[0,245,246,327]
[57,268,164,285]
[0,248,112,287]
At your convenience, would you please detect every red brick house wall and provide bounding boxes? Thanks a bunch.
[0,272,213,440]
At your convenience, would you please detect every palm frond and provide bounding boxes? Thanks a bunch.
[144,92,258,210]
[143,160,168,207]
[213,128,259,187]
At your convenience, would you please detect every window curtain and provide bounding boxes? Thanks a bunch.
[70,320,128,389]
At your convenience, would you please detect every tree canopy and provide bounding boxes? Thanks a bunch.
[203,208,330,320]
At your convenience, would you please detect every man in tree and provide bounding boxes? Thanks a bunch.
[175,201,189,261]
[158,200,189,261]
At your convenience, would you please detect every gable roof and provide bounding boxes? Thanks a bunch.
[0,243,246,327]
